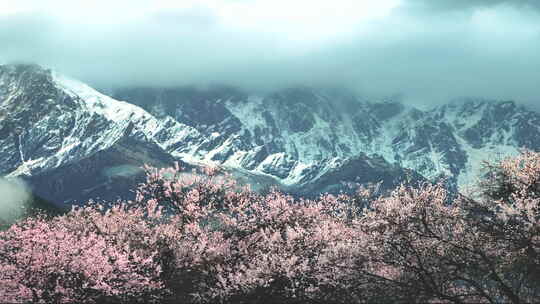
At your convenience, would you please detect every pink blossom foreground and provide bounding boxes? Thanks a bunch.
[1,152,539,303]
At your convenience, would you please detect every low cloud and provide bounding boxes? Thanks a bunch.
[0,0,539,108]
[0,178,31,225]
[103,165,144,179]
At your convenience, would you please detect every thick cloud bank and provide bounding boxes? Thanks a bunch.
[1,0,539,107]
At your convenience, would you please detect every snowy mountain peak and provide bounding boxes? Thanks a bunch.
[2,64,540,204]
[112,84,540,191]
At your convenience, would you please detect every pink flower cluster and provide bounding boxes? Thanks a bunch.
[0,207,165,303]
[1,152,539,303]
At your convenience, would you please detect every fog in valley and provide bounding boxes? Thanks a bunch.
[0,178,30,225]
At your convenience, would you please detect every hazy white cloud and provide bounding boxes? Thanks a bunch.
[403,0,540,12]
[0,178,30,224]
[1,0,539,107]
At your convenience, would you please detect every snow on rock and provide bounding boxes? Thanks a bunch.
[3,64,540,200]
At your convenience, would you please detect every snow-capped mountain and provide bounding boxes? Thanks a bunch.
[113,86,421,191]
[1,63,538,205]
[0,64,186,204]
[114,87,540,192]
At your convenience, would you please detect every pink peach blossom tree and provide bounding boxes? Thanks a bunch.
[1,152,540,303]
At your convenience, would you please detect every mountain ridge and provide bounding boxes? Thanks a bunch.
[1,63,539,205]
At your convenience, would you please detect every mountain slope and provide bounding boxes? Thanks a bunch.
[2,63,539,206]
[0,65,416,205]
[0,64,187,204]
[114,87,540,191]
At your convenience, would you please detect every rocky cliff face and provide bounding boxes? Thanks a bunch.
[114,87,540,191]
[1,63,538,206]
[0,64,181,205]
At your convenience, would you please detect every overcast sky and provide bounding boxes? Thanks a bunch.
[1,0,539,107]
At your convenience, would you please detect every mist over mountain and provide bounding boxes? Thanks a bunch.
[1,0,540,108]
